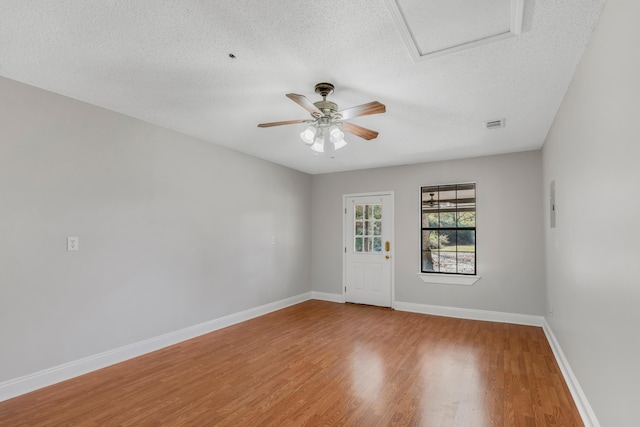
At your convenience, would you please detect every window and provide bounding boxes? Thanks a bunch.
[354,203,383,253]
[421,183,476,275]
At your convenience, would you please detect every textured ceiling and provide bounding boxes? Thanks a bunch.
[0,0,604,174]
[399,0,513,55]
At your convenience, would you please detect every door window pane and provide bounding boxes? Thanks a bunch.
[373,237,382,252]
[354,203,382,253]
[373,221,381,235]
[373,204,382,219]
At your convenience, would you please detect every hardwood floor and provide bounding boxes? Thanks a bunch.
[0,300,582,426]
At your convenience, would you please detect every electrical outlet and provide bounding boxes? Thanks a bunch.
[67,236,79,251]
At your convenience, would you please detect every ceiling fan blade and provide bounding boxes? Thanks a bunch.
[257,119,308,128]
[286,93,322,115]
[342,122,379,140]
[338,101,386,120]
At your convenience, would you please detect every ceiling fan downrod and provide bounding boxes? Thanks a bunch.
[313,82,338,116]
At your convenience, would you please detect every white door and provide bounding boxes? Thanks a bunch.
[344,193,393,307]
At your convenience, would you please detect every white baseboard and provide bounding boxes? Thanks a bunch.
[542,318,600,427]
[394,301,544,326]
[310,291,345,303]
[0,292,312,403]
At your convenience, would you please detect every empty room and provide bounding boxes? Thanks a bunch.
[0,0,638,426]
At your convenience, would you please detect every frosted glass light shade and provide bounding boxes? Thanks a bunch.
[333,138,347,150]
[329,126,344,142]
[300,126,316,145]
[310,136,324,153]
[330,126,346,150]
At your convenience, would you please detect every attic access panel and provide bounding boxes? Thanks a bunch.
[387,0,524,61]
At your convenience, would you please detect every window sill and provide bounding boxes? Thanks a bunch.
[417,273,480,286]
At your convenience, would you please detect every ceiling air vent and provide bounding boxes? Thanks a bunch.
[484,119,505,129]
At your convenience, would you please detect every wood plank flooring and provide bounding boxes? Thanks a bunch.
[0,300,583,426]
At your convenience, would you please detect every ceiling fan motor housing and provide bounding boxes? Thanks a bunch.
[314,100,338,114]
[314,82,335,97]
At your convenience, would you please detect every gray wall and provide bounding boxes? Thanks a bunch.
[311,150,545,315]
[542,0,640,425]
[0,77,311,382]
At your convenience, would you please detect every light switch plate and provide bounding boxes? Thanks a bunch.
[550,180,556,228]
[67,236,79,251]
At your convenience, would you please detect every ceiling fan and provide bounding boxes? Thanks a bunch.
[257,82,386,153]
[424,193,452,208]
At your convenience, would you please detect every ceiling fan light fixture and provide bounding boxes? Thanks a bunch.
[329,125,347,150]
[329,126,343,142]
[333,138,347,151]
[310,135,324,153]
[300,125,316,145]
[258,83,386,156]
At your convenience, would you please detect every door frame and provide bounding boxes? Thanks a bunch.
[342,191,395,308]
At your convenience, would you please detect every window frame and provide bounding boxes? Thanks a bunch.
[420,182,477,276]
